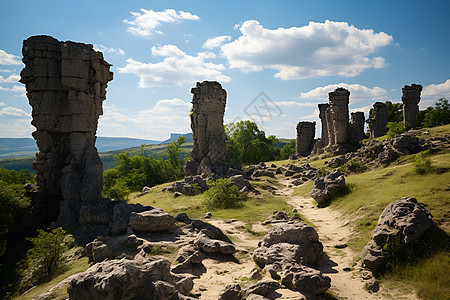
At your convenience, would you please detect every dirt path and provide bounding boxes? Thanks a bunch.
[192,177,419,299]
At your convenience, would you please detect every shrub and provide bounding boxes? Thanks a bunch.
[386,121,407,137]
[412,150,432,175]
[23,227,72,284]
[345,160,367,173]
[202,178,245,209]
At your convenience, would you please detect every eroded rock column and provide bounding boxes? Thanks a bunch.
[296,122,316,156]
[348,112,365,145]
[401,84,422,129]
[367,102,388,138]
[184,81,227,176]
[20,35,113,226]
[318,104,329,147]
[327,88,350,146]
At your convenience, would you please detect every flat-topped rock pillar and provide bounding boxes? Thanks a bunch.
[20,35,113,226]
[402,84,422,129]
[184,81,227,176]
[296,121,316,156]
[348,112,365,144]
[367,102,388,138]
[318,104,329,147]
[327,88,350,146]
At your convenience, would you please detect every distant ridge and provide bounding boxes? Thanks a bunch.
[159,133,193,144]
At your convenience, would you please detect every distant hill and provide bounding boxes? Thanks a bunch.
[159,133,193,144]
[0,137,163,158]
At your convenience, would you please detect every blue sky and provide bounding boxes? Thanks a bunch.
[0,0,449,140]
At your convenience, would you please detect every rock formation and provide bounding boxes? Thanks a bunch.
[310,171,346,205]
[367,102,388,138]
[402,84,422,129]
[327,88,350,146]
[318,103,330,147]
[295,121,316,157]
[360,197,433,271]
[348,112,365,145]
[19,35,113,226]
[184,81,227,176]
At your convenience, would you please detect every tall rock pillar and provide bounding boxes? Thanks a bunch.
[296,121,316,156]
[318,104,329,147]
[401,84,422,129]
[367,102,388,138]
[348,112,365,144]
[328,88,350,145]
[20,35,113,226]
[184,81,227,176]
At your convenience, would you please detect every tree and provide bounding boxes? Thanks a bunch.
[165,136,186,176]
[280,140,296,159]
[422,98,450,127]
[385,101,403,123]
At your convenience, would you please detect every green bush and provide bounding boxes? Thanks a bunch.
[386,121,408,137]
[412,150,432,175]
[22,227,72,285]
[202,178,245,209]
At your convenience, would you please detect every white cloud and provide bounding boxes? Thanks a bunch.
[124,8,200,38]
[0,50,22,65]
[350,104,373,116]
[0,106,29,117]
[0,102,6,106]
[0,74,20,83]
[118,45,230,88]
[422,79,450,100]
[275,101,320,107]
[0,69,12,73]
[93,44,125,55]
[203,35,231,50]
[0,84,26,97]
[221,20,393,79]
[299,83,387,104]
[98,98,191,140]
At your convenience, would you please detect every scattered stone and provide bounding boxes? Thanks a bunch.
[334,243,348,249]
[175,213,192,224]
[365,278,380,293]
[310,171,346,205]
[253,169,275,178]
[280,262,331,295]
[174,191,182,198]
[249,267,262,280]
[194,229,236,255]
[204,212,212,219]
[360,197,433,271]
[245,279,280,296]
[129,208,175,233]
[220,283,242,300]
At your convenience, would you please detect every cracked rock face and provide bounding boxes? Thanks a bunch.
[360,197,433,271]
[184,81,227,176]
[296,122,316,157]
[402,84,422,129]
[20,35,113,226]
[367,102,388,138]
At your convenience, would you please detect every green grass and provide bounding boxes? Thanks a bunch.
[130,181,293,224]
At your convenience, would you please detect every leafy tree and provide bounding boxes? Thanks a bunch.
[165,136,186,177]
[225,121,280,164]
[386,121,408,137]
[422,98,450,127]
[22,227,72,285]
[280,140,296,159]
[385,101,403,123]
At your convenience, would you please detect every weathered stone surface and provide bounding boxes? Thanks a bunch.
[20,35,113,226]
[245,279,280,296]
[129,208,175,233]
[348,112,365,145]
[67,258,193,299]
[367,102,388,138]
[280,263,331,295]
[184,81,227,176]
[360,197,433,271]
[296,121,316,156]
[253,242,323,268]
[327,88,350,146]
[252,169,275,178]
[110,201,153,234]
[310,171,346,204]
[194,229,236,254]
[402,84,422,129]
[318,103,330,147]
[220,283,242,300]
[172,244,205,274]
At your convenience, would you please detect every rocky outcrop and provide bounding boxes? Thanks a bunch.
[348,112,365,145]
[194,229,236,254]
[67,258,193,299]
[129,208,176,233]
[20,35,113,226]
[252,222,330,295]
[367,102,388,138]
[318,103,330,148]
[402,84,422,129]
[220,283,243,300]
[360,197,433,271]
[184,81,227,176]
[310,171,346,205]
[327,88,350,146]
[296,122,316,157]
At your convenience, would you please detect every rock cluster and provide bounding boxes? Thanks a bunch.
[20,35,113,226]
[296,121,316,157]
[360,197,433,271]
[184,81,227,176]
[367,102,388,138]
[252,222,331,295]
[310,171,346,205]
[402,84,422,129]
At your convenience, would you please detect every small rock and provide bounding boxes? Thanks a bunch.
[174,192,182,198]
[220,283,242,300]
[204,212,212,219]
[249,268,262,280]
[365,278,379,293]
[334,243,348,249]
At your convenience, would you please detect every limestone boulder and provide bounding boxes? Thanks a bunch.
[253,242,322,268]
[220,283,242,300]
[280,263,331,295]
[310,171,346,205]
[194,229,236,254]
[360,197,433,271]
[129,208,175,233]
[245,279,280,297]
[110,201,153,234]
[259,222,320,248]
